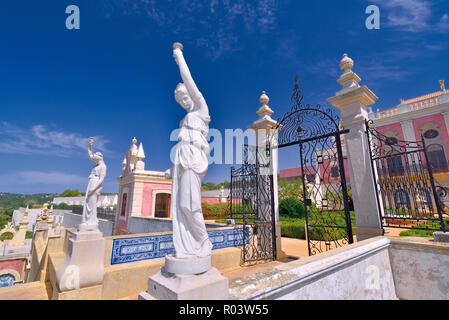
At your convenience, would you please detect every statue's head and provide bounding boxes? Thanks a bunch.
[175,83,194,112]
[92,152,103,164]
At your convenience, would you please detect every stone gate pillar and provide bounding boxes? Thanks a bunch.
[327,54,384,241]
[249,91,286,259]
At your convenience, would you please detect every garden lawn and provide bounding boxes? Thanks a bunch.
[217,211,356,241]
[399,218,449,238]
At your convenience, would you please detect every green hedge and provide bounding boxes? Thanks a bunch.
[399,218,449,238]
[281,220,306,239]
[279,198,305,219]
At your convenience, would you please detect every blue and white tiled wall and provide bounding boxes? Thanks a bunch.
[110,227,248,265]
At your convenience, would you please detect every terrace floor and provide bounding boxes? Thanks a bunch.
[121,230,412,300]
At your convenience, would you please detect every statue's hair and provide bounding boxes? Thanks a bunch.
[94,152,103,159]
[174,83,189,104]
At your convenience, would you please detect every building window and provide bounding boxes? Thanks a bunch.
[120,193,127,217]
[394,190,410,209]
[330,166,339,178]
[423,129,439,139]
[154,193,170,218]
[427,144,447,172]
[385,137,398,146]
[387,154,404,176]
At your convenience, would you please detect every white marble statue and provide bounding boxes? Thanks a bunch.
[166,42,213,259]
[80,137,107,231]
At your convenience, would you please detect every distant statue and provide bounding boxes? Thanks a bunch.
[166,42,213,258]
[79,137,107,231]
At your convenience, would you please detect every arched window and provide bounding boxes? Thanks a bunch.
[154,193,171,218]
[427,144,447,172]
[387,152,404,176]
[120,193,127,217]
[394,190,410,209]
[330,166,340,178]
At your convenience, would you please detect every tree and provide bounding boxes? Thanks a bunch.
[278,177,308,201]
[59,189,83,197]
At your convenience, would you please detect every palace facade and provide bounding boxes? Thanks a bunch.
[280,80,449,207]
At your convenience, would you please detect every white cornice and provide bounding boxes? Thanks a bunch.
[118,173,172,186]
[372,103,449,127]
[327,86,378,110]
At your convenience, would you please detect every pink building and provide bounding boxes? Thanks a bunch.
[368,80,449,183]
[0,258,26,287]
[115,138,173,234]
[280,80,449,194]
[115,138,230,234]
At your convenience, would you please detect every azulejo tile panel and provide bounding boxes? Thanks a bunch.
[0,274,15,288]
[110,227,249,265]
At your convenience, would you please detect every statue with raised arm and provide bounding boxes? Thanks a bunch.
[167,42,213,259]
[79,137,107,231]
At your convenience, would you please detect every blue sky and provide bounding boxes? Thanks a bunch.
[0,0,448,194]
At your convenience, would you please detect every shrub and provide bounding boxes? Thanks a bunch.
[281,220,306,239]
[201,202,230,219]
[0,232,14,241]
[26,231,34,239]
[215,202,230,216]
[201,202,217,218]
[279,198,305,219]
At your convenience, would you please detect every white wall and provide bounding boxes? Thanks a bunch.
[229,236,449,300]
[62,212,113,236]
[230,237,396,300]
[388,238,449,300]
[128,216,225,235]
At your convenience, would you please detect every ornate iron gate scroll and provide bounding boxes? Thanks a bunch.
[229,144,277,264]
[274,78,354,256]
[365,120,448,232]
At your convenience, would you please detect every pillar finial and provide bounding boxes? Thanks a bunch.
[339,53,354,72]
[256,90,273,119]
[259,91,269,106]
[335,53,361,94]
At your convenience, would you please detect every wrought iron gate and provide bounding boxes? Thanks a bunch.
[274,78,354,256]
[365,120,448,232]
[229,144,277,264]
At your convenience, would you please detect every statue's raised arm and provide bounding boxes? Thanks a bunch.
[173,42,208,116]
[88,137,95,163]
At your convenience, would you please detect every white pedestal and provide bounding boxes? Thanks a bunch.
[165,254,211,274]
[139,256,229,300]
[56,230,105,292]
[78,222,99,232]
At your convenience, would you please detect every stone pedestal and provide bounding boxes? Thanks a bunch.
[56,230,105,292]
[139,256,229,300]
[433,231,449,243]
[78,222,99,232]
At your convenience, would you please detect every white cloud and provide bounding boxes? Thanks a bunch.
[104,0,279,61]
[438,13,449,31]
[371,0,449,33]
[0,122,110,156]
